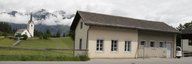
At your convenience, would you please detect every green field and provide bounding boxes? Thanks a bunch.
[16,37,73,48]
[0,37,73,48]
[0,37,75,58]
[0,50,73,56]
[0,38,16,47]
[0,36,4,38]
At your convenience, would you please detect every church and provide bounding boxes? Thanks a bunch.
[14,14,34,38]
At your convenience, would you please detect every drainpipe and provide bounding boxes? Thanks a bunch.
[135,42,139,59]
[143,44,145,59]
[86,26,91,56]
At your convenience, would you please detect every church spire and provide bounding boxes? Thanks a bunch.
[28,13,33,24]
[30,13,32,21]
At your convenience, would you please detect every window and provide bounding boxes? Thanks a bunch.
[96,39,103,51]
[80,22,83,29]
[159,42,164,47]
[189,40,192,46]
[150,41,155,47]
[141,41,145,45]
[79,39,82,50]
[125,41,131,51]
[111,40,118,51]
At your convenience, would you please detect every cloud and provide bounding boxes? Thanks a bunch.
[0,13,29,24]
[0,0,192,27]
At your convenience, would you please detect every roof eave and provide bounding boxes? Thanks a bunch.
[85,22,180,33]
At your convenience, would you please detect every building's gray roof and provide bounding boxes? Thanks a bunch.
[71,11,179,33]
[15,29,26,33]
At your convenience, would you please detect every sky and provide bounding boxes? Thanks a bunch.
[0,0,192,27]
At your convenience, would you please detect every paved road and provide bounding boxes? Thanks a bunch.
[0,57,192,64]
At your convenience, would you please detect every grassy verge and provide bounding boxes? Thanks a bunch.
[0,36,4,39]
[0,55,89,61]
[0,50,73,56]
[16,37,73,48]
[0,37,87,61]
[0,38,16,47]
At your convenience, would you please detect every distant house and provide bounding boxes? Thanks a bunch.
[70,11,179,58]
[15,14,34,38]
[181,28,192,52]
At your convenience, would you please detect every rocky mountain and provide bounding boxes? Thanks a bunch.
[0,9,75,25]
[0,9,75,34]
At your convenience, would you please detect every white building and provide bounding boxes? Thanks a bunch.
[15,14,34,38]
[71,11,179,59]
[181,28,192,53]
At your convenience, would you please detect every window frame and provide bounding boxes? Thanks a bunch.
[188,39,192,46]
[111,40,118,52]
[80,22,83,29]
[150,41,155,47]
[79,38,82,50]
[124,41,131,52]
[140,40,146,46]
[159,41,164,47]
[96,39,104,52]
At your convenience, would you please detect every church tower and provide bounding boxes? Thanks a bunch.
[27,14,34,37]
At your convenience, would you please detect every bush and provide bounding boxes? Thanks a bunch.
[67,31,75,40]
[22,34,28,40]
[43,34,49,40]
[38,35,43,39]
[78,55,90,61]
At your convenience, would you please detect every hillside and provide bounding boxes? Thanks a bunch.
[0,37,74,56]
[0,37,73,48]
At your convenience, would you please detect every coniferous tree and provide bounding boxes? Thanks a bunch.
[46,29,51,36]
[56,30,60,37]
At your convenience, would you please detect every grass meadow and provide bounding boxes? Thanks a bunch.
[0,37,90,61]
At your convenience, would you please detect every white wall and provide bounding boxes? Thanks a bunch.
[74,18,89,55]
[27,22,34,37]
[182,39,192,52]
[15,29,31,38]
[88,26,138,58]
[138,30,176,58]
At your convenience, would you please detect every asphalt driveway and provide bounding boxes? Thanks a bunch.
[0,57,192,64]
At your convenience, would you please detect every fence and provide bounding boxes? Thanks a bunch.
[0,46,87,57]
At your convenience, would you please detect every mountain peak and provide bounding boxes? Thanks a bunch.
[0,9,75,25]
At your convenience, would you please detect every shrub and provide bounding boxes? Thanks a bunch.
[22,34,28,40]
[78,55,90,61]
[39,35,43,39]
[43,34,49,40]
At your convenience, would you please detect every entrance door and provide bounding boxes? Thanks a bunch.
[138,41,146,58]
[166,42,171,58]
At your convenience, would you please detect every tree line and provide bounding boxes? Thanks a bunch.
[0,22,66,39]
[0,22,13,37]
